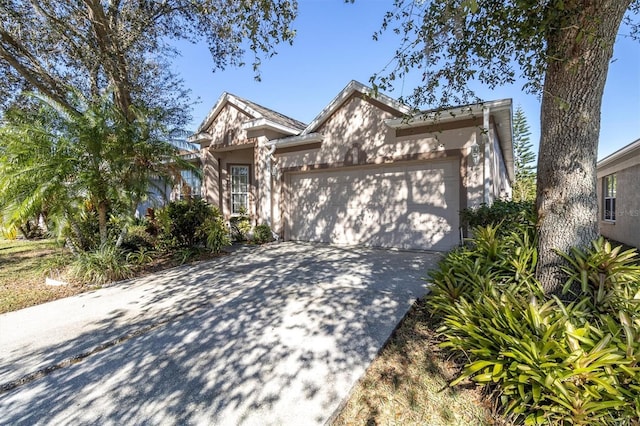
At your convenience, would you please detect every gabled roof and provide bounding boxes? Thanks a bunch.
[193,92,306,139]
[301,80,412,135]
[241,97,307,132]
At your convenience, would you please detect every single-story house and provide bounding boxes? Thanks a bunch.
[597,138,640,249]
[190,81,514,251]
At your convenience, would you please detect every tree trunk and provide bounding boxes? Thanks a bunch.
[536,0,631,294]
[98,200,109,246]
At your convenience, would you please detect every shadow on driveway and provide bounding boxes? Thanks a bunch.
[0,242,439,425]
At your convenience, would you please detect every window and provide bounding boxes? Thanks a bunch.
[230,165,249,214]
[177,169,202,200]
[603,174,616,221]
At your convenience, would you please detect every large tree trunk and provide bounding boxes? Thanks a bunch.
[536,0,631,294]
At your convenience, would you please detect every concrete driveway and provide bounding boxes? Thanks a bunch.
[0,242,439,425]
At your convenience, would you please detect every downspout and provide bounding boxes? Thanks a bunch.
[265,143,277,228]
[483,106,491,205]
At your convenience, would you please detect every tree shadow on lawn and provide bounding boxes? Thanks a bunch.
[0,242,437,425]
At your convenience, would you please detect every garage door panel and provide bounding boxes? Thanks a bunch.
[288,160,459,251]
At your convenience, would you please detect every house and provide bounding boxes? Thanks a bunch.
[597,138,640,249]
[190,81,514,251]
[135,146,202,218]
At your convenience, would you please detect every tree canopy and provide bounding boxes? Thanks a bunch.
[0,0,298,124]
[372,0,638,107]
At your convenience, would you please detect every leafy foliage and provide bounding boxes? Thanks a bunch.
[200,213,231,254]
[460,199,536,236]
[125,247,156,268]
[428,220,640,424]
[0,0,298,124]
[558,237,640,313]
[69,244,133,285]
[121,224,157,253]
[253,223,274,244]
[0,92,187,248]
[158,199,229,253]
[229,208,252,242]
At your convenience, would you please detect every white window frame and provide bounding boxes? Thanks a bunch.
[230,165,250,215]
[603,174,616,222]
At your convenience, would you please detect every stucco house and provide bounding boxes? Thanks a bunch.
[135,147,202,217]
[597,138,640,249]
[190,81,514,251]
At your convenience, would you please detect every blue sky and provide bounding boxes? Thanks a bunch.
[175,1,640,160]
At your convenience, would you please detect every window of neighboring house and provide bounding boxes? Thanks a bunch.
[230,165,250,214]
[603,174,616,222]
[177,169,202,200]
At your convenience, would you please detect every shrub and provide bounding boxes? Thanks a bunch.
[173,246,202,265]
[69,244,133,285]
[157,199,215,248]
[427,223,640,425]
[120,224,156,253]
[460,199,535,236]
[558,237,640,313]
[199,212,230,254]
[253,223,273,244]
[229,206,251,242]
[126,247,155,267]
[427,221,541,316]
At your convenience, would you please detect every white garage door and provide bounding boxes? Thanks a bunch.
[287,160,460,251]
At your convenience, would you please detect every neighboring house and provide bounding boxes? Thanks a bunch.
[135,147,202,217]
[190,81,514,251]
[597,138,640,249]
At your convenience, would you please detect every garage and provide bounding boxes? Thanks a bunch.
[286,159,460,251]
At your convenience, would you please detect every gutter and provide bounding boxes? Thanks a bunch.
[266,133,324,149]
[265,143,277,229]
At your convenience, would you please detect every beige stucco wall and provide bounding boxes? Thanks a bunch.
[277,95,480,170]
[278,95,396,169]
[598,163,640,248]
[201,104,260,220]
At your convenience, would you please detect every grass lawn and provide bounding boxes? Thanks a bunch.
[0,238,227,314]
[332,297,500,426]
[0,238,83,314]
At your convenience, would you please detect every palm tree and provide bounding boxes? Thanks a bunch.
[0,90,193,249]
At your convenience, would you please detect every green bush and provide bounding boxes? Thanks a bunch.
[253,223,273,244]
[157,199,217,249]
[427,222,541,316]
[229,208,251,242]
[460,199,535,236]
[199,213,230,254]
[121,224,156,253]
[427,223,640,425]
[558,237,640,313]
[69,244,133,285]
[126,247,155,267]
